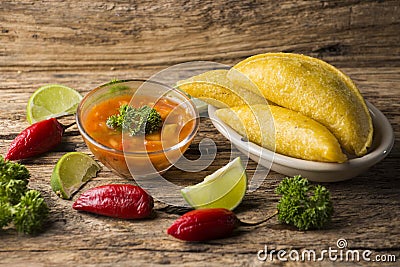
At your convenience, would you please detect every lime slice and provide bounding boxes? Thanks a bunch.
[27,84,82,124]
[191,98,208,113]
[181,157,247,210]
[51,152,101,199]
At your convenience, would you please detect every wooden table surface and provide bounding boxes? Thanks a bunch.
[1,1,399,266]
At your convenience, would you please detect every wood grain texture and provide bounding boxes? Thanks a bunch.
[0,0,399,266]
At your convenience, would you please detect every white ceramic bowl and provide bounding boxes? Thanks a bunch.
[208,101,394,182]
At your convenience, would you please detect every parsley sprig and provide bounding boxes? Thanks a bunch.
[106,104,162,136]
[240,175,333,231]
[275,175,333,230]
[0,156,49,234]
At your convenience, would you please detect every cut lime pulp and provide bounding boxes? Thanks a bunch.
[27,84,82,124]
[51,152,101,199]
[181,157,247,210]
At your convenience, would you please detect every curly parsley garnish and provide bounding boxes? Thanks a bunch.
[0,156,49,234]
[106,104,162,136]
[275,175,333,230]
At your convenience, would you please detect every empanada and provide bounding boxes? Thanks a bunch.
[227,53,373,156]
[177,69,267,108]
[216,104,347,163]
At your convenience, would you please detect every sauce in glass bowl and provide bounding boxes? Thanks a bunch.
[76,80,199,178]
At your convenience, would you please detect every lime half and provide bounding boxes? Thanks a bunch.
[51,152,101,199]
[27,84,82,124]
[181,157,247,210]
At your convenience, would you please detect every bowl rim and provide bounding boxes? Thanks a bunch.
[76,79,200,156]
[208,100,394,173]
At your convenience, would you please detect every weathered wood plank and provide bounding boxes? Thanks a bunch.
[0,0,399,266]
[1,0,399,71]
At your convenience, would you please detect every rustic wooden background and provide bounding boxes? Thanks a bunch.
[0,0,399,266]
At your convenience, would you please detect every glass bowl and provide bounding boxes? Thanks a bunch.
[76,79,199,178]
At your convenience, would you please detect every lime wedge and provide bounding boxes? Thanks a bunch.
[191,98,208,113]
[27,84,82,124]
[181,157,247,210]
[51,152,101,199]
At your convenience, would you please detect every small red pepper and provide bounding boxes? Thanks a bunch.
[72,184,154,219]
[167,208,240,241]
[5,118,64,160]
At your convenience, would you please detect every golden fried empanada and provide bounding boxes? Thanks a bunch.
[177,69,267,108]
[215,104,347,163]
[227,53,373,156]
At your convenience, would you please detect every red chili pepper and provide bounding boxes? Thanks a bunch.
[167,208,240,241]
[5,118,64,160]
[72,184,154,219]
